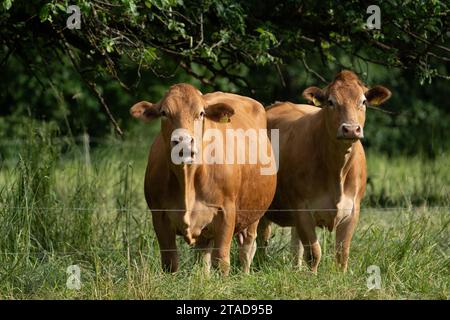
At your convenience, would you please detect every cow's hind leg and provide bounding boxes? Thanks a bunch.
[255,216,272,262]
[238,221,258,273]
[152,211,178,272]
[303,241,321,274]
[290,227,304,269]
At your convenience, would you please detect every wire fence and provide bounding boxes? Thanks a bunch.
[0,206,448,213]
[1,136,448,257]
[1,246,279,255]
[0,205,448,255]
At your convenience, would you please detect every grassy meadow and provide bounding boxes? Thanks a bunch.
[0,123,448,299]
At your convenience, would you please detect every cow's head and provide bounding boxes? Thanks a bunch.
[302,70,391,141]
[130,83,235,164]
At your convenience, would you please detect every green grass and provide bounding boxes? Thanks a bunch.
[0,124,448,299]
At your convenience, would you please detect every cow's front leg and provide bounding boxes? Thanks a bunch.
[195,236,213,273]
[335,205,360,272]
[295,213,321,273]
[238,221,258,273]
[152,211,178,272]
[212,205,236,276]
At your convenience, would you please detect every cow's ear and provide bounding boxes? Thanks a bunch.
[302,86,325,106]
[130,101,160,122]
[204,103,235,123]
[365,86,392,106]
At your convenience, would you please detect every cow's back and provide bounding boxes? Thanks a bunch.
[266,102,319,130]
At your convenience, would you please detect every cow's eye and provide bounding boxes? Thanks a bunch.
[199,110,205,118]
[327,99,334,107]
[361,99,367,109]
[160,110,167,117]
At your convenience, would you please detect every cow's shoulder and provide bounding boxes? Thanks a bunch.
[147,134,169,178]
[148,133,165,160]
[144,133,172,206]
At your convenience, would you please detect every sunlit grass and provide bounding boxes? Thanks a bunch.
[0,126,448,299]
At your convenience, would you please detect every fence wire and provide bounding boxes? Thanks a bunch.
[0,205,448,255]
[0,136,448,257]
[1,206,448,213]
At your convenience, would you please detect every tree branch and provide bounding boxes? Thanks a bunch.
[55,27,124,136]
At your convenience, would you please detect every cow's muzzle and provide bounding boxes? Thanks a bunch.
[337,123,364,140]
[171,132,198,164]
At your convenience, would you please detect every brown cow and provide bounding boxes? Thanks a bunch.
[131,84,276,275]
[258,70,391,272]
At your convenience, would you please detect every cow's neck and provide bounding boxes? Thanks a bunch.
[329,140,355,183]
[171,163,206,241]
[167,164,192,243]
[174,163,202,209]
[180,164,197,208]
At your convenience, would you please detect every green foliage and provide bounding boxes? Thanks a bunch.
[2,0,448,81]
[1,0,14,10]
[0,0,449,154]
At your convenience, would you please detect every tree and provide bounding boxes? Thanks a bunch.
[1,0,449,139]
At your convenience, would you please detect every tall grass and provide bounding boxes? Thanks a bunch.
[0,123,448,299]
[365,152,450,207]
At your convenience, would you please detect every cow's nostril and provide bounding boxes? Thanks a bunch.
[342,126,349,134]
[172,140,179,145]
[355,126,361,134]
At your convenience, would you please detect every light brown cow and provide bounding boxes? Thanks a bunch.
[131,84,276,275]
[258,70,391,272]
